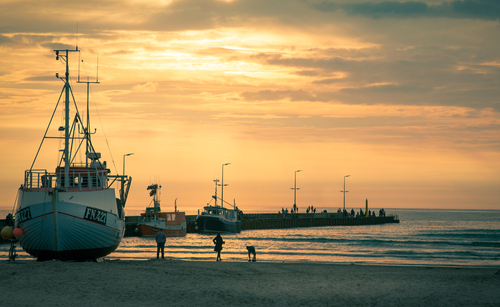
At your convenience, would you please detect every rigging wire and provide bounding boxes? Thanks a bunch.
[11,191,19,215]
[79,51,119,175]
[30,85,65,171]
[89,76,118,175]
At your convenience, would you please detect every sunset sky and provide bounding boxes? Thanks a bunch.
[1,0,499,214]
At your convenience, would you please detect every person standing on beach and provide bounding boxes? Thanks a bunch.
[213,233,224,261]
[155,229,167,259]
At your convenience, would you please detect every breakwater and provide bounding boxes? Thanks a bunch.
[124,212,399,236]
[240,213,399,229]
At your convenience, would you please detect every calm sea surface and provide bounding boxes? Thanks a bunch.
[1,208,499,267]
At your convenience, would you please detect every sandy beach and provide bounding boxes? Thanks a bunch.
[1,260,499,307]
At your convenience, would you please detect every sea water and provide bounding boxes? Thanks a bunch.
[1,208,499,267]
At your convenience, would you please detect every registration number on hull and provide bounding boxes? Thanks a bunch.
[16,207,32,223]
[84,207,107,225]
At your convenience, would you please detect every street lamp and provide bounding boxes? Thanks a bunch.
[123,153,134,177]
[340,175,350,211]
[221,163,230,207]
[290,170,302,210]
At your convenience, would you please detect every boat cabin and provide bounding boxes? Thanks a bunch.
[140,211,186,226]
[201,205,238,221]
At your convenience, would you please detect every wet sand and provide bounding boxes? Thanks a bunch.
[1,260,499,306]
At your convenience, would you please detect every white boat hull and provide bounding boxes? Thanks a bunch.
[15,188,124,261]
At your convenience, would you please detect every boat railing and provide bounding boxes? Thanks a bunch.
[24,168,109,190]
[24,169,56,190]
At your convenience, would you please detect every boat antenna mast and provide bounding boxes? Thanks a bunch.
[54,48,80,188]
[77,52,100,168]
[212,179,219,206]
[148,184,161,212]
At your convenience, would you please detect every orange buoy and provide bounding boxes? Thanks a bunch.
[13,227,24,238]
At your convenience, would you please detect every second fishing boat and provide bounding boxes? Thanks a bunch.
[136,184,187,237]
[195,179,242,233]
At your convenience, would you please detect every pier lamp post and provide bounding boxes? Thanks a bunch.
[291,170,302,210]
[221,163,230,208]
[123,153,134,177]
[340,175,350,211]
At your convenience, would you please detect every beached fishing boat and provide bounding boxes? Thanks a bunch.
[195,180,242,233]
[14,48,131,261]
[136,184,187,237]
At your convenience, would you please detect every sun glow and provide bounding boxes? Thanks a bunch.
[1,0,500,212]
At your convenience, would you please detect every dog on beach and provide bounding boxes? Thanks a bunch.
[246,246,256,262]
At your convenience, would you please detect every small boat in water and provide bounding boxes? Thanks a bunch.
[136,184,187,237]
[195,180,242,233]
[14,48,132,261]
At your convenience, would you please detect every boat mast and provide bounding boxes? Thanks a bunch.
[77,54,99,168]
[55,48,79,188]
[213,179,219,206]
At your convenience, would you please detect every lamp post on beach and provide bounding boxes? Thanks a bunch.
[291,170,302,210]
[221,163,230,208]
[340,175,350,211]
[123,153,134,177]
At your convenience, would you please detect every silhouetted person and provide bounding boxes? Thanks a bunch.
[213,233,225,261]
[5,213,13,226]
[155,229,167,259]
[246,246,256,262]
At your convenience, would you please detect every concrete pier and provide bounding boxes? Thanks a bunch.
[240,212,399,230]
[124,212,399,236]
